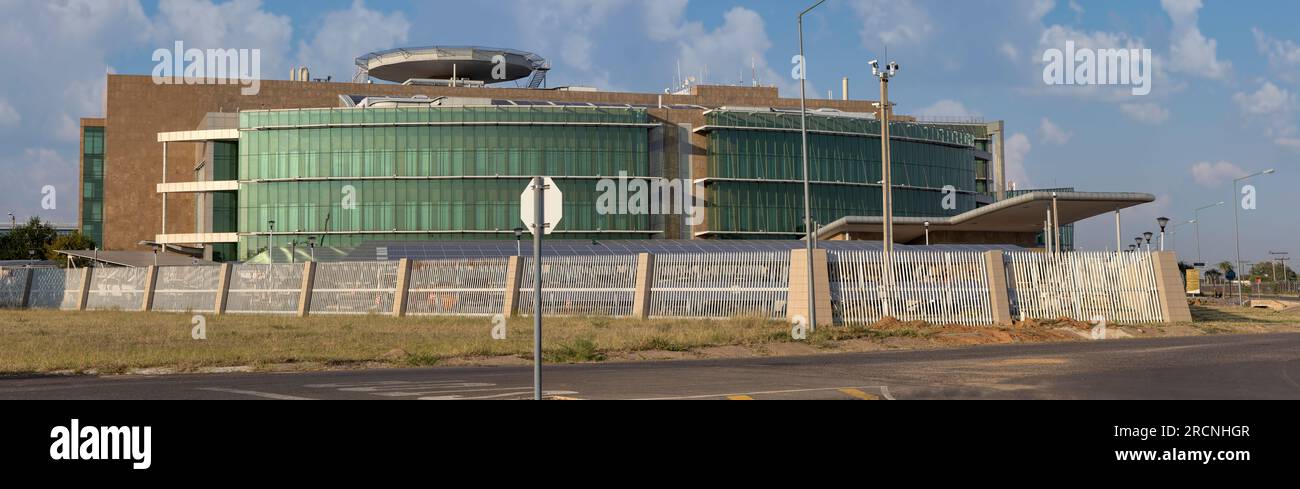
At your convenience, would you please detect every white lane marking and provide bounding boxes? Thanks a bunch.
[198,387,316,400]
[420,390,579,401]
[880,385,896,400]
[634,386,893,400]
[370,386,540,397]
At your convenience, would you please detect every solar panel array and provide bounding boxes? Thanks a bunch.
[344,240,1023,261]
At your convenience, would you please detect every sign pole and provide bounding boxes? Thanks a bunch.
[533,176,544,401]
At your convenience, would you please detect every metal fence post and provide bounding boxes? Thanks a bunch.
[393,259,412,318]
[141,265,159,312]
[631,253,655,319]
[297,261,316,318]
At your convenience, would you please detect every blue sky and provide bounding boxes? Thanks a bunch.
[0,0,1296,266]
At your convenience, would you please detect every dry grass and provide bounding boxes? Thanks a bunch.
[0,309,789,375]
[3,303,1297,375]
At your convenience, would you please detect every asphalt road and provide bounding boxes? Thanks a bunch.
[3,333,1300,400]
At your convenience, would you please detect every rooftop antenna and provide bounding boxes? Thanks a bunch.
[676,59,682,89]
[751,56,757,87]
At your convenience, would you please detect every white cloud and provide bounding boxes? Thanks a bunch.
[1004,132,1033,189]
[0,147,77,222]
[297,0,410,82]
[1038,117,1071,145]
[1190,161,1245,187]
[1161,0,1231,80]
[1252,28,1300,69]
[1000,42,1021,62]
[514,0,628,89]
[913,99,978,118]
[1232,81,1296,116]
[1067,1,1085,16]
[0,97,19,128]
[1036,25,1163,100]
[151,0,294,80]
[1025,0,1055,23]
[1119,102,1171,124]
[1275,137,1300,150]
[848,0,932,47]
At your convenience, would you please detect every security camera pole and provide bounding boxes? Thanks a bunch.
[872,56,900,314]
[797,0,825,331]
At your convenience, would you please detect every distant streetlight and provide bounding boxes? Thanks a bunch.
[267,219,276,264]
[1233,168,1276,303]
[307,236,317,262]
[1135,236,1144,253]
[1143,231,1154,252]
[923,221,931,246]
[797,0,827,331]
[514,227,525,256]
[1156,217,1170,251]
[1193,201,1225,264]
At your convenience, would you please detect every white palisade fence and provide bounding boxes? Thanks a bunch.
[829,250,993,325]
[648,252,789,320]
[519,255,637,317]
[406,258,507,316]
[1004,251,1163,323]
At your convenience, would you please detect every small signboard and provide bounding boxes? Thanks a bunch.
[1185,269,1200,295]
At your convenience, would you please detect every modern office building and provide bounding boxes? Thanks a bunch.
[78,46,1150,261]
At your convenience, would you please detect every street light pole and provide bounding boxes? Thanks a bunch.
[797,0,825,331]
[1156,217,1170,251]
[1233,169,1275,303]
[1193,201,1224,264]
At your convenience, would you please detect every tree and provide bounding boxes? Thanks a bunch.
[45,231,96,268]
[1216,261,1234,274]
[1204,269,1223,283]
[1248,261,1296,282]
[0,217,58,260]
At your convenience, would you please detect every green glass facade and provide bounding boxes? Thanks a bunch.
[236,106,655,259]
[704,111,978,237]
[80,126,105,246]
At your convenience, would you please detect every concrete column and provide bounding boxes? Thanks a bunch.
[788,249,832,326]
[297,261,316,318]
[19,268,35,309]
[983,250,1013,325]
[502,256,523,318]
[1152,251,1193,323]
[76,268,92,311]
[214,263,232,315]
[392,259,412,317]
[141,266,159,312]
[631,253,655,319]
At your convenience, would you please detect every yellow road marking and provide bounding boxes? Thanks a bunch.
[726,395,755,401]
[837,388,879,400]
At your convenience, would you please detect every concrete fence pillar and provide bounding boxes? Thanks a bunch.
[788,248,832,327]
[393,258,412,317]
[19,268,35,309]
[214,263,232,315]
[297,261,317,318]
[76,268,92,311]
[1151,251,1193,323]
[141,266,159,312]
[982,250,1013,325]
[502,256,523,318]
[631,253,655,319]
